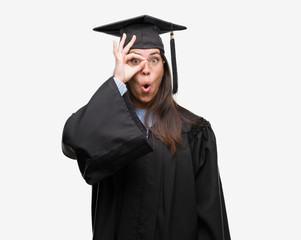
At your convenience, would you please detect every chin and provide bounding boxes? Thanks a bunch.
[140,97,152,103]
[133,96,154,108]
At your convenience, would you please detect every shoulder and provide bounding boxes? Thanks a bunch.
[177,105,211,134]
[177,105,217,152]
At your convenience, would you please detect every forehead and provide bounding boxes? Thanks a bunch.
[129,48,160,55]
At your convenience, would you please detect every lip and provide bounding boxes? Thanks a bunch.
[141,83,151,93]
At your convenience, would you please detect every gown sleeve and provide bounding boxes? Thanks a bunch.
[62,77,153,185]
[189,121,231,240]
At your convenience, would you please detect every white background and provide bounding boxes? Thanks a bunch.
[1,0,300,239]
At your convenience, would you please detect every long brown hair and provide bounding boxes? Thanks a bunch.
[143,53,183,154]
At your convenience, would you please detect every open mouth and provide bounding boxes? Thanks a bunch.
[142,84,151,93]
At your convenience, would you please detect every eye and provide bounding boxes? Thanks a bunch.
[130,58,140,65]
[150,57,159,64]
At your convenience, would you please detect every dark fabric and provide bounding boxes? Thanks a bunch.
[93,15,186,53]
[121,24,165,53]
[62,77,231,240]
[170,36,178,94]
[62,77,152,185]
[93,15,187,37]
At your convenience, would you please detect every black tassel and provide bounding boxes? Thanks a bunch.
[170,32,178,94]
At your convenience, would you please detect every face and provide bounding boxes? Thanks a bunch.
[127,49,164,109]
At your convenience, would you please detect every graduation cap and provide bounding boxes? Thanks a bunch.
[93,15,187,94]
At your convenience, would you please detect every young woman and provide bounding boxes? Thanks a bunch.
[62,15,231,240]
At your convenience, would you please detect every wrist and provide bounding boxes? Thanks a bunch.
[114,75,126,83]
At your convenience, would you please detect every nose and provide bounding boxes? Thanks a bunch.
[142,61,150,76]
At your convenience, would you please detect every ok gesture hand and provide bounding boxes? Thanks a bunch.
[113,33,146,83]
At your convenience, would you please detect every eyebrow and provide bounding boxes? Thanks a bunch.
[150,52,160,56]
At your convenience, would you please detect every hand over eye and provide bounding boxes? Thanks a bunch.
[113,34,146,83]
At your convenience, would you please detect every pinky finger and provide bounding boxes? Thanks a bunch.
[113,40,117,54]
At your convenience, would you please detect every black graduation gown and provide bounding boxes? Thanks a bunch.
[62,77,231,240]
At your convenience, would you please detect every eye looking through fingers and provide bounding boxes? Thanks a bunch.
[127,57,163,68]
[128,58,141,66]
[125,53,146,66]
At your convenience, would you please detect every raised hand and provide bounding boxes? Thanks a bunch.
[113,33,146,83]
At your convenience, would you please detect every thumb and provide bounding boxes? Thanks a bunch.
[125,60,147,82]
[128,60,146,76]
[134,60,147,72]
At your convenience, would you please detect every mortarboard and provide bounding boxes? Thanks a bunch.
[93,15,187,94]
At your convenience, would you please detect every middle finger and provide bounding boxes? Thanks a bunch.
[123,35,136,54]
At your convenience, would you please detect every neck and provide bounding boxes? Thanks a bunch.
[130,95,152,110]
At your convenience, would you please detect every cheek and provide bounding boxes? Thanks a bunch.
[127,79,139,95]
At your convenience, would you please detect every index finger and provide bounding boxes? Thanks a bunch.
[125,53,146,62]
